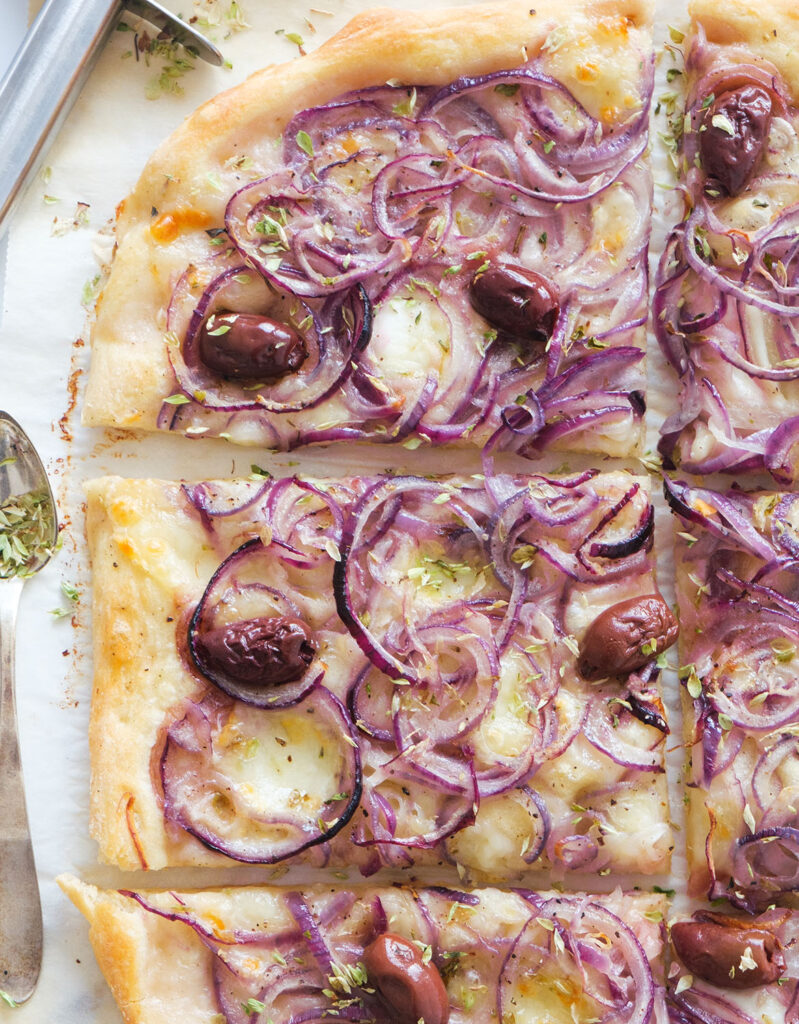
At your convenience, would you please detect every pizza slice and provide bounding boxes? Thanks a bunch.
[84,0,653,459]
[667,476,799,909]
[87,470,675,877]
[655,0,799,482]
[668,907,799,1023]
[58,875,669,1024]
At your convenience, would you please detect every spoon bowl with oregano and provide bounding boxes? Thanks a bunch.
[0,411,58,1005]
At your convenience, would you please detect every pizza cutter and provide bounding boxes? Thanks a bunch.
[0,0,224,238]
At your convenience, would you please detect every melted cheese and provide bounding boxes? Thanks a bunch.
[87,472,671,875]
[59,878,668,1024]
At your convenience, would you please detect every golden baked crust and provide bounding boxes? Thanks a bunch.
[58,876,222,1024]
[122,0,653,220]
[86,472,672,875]
[58,875,667,1024]
[690,0,799,94]
[121,0,654,233]
[86,477,230,869]
[83,0,653,455]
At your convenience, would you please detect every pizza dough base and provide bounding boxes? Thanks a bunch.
[674,521,750,899]
[86,472,671,874]
[663,0,799,469]
[675,2,799,892]
[83,0,653,452]
[57,874,667,1024]
[674,496,799,903]
[690,0,799,92]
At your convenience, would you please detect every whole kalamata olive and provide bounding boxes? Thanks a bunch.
[469,262,559,345]
[195,616,316,686]
[578,594,678,680]
[198,311,307,380]
[671,913,785,990]
[363,933,449,1024]
[700,85,772,197]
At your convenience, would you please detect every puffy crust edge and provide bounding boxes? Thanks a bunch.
[119,0,654,230]
[58,876,149,1024]
[689,0,799,96]
[84,0,653,432]
[58,874,222,1024]
[86,476,234,869]
[58,874,668,1024]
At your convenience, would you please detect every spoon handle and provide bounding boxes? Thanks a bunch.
[0,578,42,1004]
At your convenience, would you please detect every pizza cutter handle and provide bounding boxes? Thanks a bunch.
[0,0,223,239]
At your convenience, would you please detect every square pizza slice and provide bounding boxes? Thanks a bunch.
[668,476,799,909]
[84,0,653,459]
[87,470,675,877]
[59,875,669,1024]
[656,0,799,482]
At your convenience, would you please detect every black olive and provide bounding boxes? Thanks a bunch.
[469,262,559,347]
[363,933,449,1024]
[198,311,307,381]
[700,85,772,196]
[195,616,315,686]
[578,594,679,681]
[672,914,785,990]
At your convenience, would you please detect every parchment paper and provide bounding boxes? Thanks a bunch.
[0,1,704,1019]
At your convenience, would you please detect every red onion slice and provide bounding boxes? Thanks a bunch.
[668,986,761,1024]
[371,152,463,246]
[355,740,477,848]
[424,64,651,203]
[182,480,271,523]
[348,662,395,743]
[444,785,549,871]
[188,539,322,708]
[696,698,744,787]
[263,477,347,570]
[770,494,799,558]
[551,834,598,870]
[765,416,799,486]
[390,622,499,748]
[225,172,408,298]
[664,478,780,562]
[583,696,665,773]
[498,897,654,1024]
[490,475,651,586]
[214,957,336,1024]
[334,476,494,683]
[753,734,799,812]
[700,620,799,731]
[161,686,361,863]
[119,889,318,959]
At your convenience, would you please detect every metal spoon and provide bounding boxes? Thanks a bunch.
[0,413,59,1004]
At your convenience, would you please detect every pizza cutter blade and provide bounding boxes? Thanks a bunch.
[0,0,224,239]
